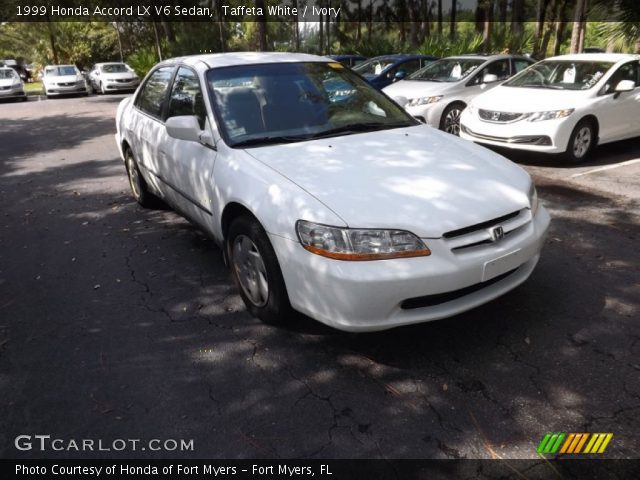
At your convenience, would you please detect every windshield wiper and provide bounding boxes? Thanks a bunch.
[233,135,309,148]
[308,122,411,139]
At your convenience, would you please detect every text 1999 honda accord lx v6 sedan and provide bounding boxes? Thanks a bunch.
[115,52,550,332]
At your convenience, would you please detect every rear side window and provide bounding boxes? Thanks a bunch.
[167,67,207,129]
[136,67,174,119]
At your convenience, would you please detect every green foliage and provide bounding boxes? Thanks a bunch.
[126,47,159,78]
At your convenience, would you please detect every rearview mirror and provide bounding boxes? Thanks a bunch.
[483,73,499,83]
[614,79,635,93]
[166,115,202,142]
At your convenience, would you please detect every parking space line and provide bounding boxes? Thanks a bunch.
[570,159,640,178]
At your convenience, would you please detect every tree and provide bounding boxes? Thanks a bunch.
[570,0,588,53]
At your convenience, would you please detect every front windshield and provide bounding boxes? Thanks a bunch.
[353,57,396,76]
[0,69,17,79]
[45,66,77,77]
[409,58,485,82]
[504,60,614,90]
[101,63,128,73]
[207,62,417,148]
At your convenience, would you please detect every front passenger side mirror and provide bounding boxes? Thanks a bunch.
[166,115,202,143]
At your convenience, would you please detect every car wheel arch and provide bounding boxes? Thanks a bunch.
[579,114,600,145]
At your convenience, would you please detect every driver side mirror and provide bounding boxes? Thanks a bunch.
[394,70,407,81]
[166,115,203,143]
[614,79,635,93]
[482,73,499,83]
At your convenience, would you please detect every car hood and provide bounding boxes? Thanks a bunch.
[473,85,588,111]
[244,125,531,238]
[0,78,18,87]
[44,75,80,84]
[383,80,456,99]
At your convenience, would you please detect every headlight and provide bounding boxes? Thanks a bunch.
[296,220,431,261]
[528,183,539,216]
[526,109,574,122]
[407,95,443,107]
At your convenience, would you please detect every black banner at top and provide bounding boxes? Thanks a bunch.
[1,0,640,23]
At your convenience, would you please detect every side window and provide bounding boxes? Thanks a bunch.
[167,67,207,129]
[400,60,421,76]
[136,66,174,119]
[485,60,511,81]
[605,61,638,93]
[513,59,533,74]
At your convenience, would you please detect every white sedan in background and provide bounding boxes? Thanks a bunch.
[88,62,140,94]
[460,53,640,162]
[42,64,87,98]
[115,52,549,332]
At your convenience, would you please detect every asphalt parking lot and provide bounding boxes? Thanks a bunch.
[0,95,638,461]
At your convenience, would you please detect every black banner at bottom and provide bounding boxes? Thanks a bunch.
[4,459,640,479]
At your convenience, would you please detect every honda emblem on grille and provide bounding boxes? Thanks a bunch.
[490,226,504,242]
[491,112,501,121]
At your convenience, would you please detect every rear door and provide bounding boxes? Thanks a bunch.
[595,61,640,141]
[130,66,175,197]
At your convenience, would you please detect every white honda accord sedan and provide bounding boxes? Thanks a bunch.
[460,53,640,162]
[115,52,550,332]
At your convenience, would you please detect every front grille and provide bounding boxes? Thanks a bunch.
[461,125,552,146]
[57,82,75,87]
[116,79,132,83]
[0,86,10,91]
[479,109,524,123]
[444,210,520,239]
[401,268,519,309]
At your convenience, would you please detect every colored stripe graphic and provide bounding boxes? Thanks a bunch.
[538,433,613,455]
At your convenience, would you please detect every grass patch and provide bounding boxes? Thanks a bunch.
[24,82,43,96]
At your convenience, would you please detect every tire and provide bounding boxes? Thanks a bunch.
[440,102,466,136]
[565,119,595,163]
[124,148,157,208]
[227,215,292,325]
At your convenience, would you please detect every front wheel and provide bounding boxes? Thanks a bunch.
[565,120,595,163]
[440,103,466,136]
[227,215,292,325]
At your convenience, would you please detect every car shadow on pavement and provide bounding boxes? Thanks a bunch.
[0,113,116,169]
[1,149,638,460]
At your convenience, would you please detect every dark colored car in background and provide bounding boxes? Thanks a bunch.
[353,54,437,89]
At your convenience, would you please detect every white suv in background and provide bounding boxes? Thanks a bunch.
[383,54,534,135]
[460,53,640,162]
[89,62,140,94]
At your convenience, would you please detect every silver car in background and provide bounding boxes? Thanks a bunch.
[88,62,140,94]
[0,67,27,101]
[383,54,535,135]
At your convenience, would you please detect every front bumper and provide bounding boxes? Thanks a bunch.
[459,111,575,153]
[103,80,139,91]
[45,84,87,95]
[0,85,26,99]
[405,102,445,127]
[271,205,550,332]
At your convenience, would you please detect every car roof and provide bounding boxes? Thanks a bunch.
[156,52,331,70]
[544,53,640,63]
